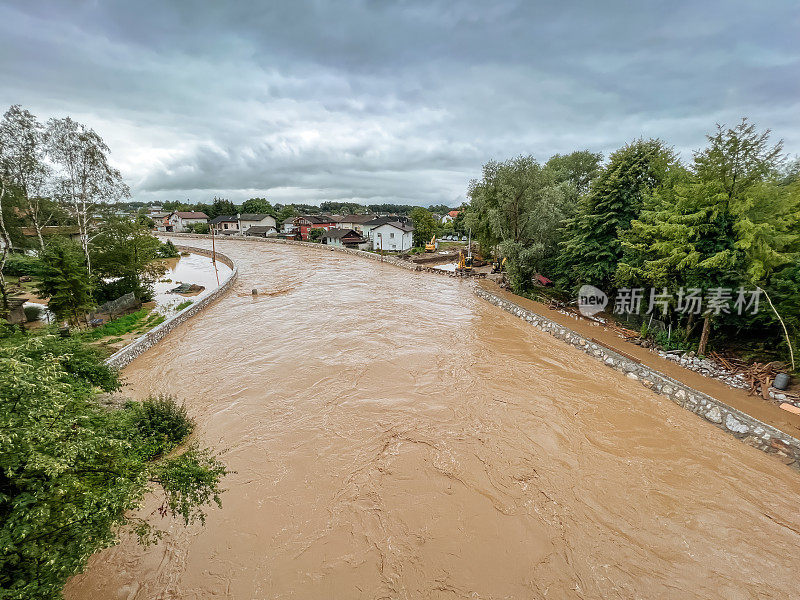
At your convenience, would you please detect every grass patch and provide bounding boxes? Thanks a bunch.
[175,300,193,311]
[145,313,166,327]
[82,308,151,340]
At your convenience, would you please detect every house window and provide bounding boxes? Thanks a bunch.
[390,232,395,238]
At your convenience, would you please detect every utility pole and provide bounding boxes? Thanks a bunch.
[211,223,216,263]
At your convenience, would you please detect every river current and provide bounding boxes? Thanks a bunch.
[66,238,800,599]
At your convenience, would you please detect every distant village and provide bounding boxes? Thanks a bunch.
[149,207,464,252]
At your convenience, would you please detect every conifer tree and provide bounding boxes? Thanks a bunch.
[560,139,677,291]
[618,120,797,355]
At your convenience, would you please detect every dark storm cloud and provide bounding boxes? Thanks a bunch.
[1,0,798,205]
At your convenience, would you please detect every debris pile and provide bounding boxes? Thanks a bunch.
[169,282,205,295]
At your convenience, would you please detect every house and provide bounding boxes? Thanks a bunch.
[244,225,278,238]
[371,221,414,252]
[361,215,409,241]
[167,211,209,232]
[210,215,239,234]
[321,228,368,249]
[238,213,277,233]
[440,210,460,224]
[293,215,337,240]
[280,218,297,234]
[148,212,170,231]
[336,214,375,234]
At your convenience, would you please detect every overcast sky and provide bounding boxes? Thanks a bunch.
[2,1,798,207]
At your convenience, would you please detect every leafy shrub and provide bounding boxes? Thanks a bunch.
[4,253,40,276]
[124,394,194,459]
[0,319,18,339]
[157,240,180,258]
[22,334,121,392]
[654,328,693,352]
[0,336,226,599]
[23,304,43,322]
[94,276,153,304]
[188,223,210,234]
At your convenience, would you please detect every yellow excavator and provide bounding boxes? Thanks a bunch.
[491,256,506,273]
[456,249,473,275]
[455,230,474,275]
[425,235,437,252]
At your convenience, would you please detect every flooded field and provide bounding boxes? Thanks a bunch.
[66,238,800,599]
[152,252,232,311]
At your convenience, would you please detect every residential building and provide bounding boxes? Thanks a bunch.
[244,225,278,237]
[440,210,460,224]
[371,221,414,252]
[293,215,337,240]
[167,211,209,233]
[336,214,375,234]
[321,228,368,249]
[210,215,239,234]
[238,213,277,233]
[280,218,297,234]
[362,215,410,241]
[149,212,170,231]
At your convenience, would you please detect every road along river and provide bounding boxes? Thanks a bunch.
[66,238,800,600]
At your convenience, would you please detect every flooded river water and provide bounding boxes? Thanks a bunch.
[66,239,800,599]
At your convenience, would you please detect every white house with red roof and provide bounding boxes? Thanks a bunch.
[167,211,209,232]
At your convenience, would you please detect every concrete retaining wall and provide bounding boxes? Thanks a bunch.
[161,232,421,271]
[474,287,800,469]
[104,245,238,370]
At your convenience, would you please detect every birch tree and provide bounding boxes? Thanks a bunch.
[0,132,13,318]
[0,105,53,249]
[46,117,129,273]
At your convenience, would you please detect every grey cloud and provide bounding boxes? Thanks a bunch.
[1,0,798,206]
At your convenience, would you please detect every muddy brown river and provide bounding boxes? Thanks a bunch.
[66,239,800,599]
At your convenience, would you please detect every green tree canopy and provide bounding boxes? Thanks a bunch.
[91,217,165,302]
[241,197,274,215]
[410,207,438,247]
[207,197,238,219]
[35,238,95,324]
[465,155,582,290]
[559,139,678,291]
[617,120,797,355]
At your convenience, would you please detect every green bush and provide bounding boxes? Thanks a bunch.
[4,253,40,277]
[22,334,121,392]
[94,276,154,304]
[0,335,226,599]
[124,395,194,459]
[188,223,210,234]
[653,328,693,352]
[157,240,180,258]
[23,304,43,322]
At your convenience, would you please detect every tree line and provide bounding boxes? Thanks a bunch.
[463,119,799,363]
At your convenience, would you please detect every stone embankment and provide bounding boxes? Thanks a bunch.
[475,286,800,468]
[104,245,237,369]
